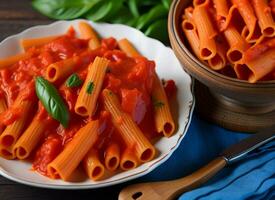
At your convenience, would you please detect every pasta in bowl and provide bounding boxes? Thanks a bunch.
[168,0,275,132]
[0,20,194,188]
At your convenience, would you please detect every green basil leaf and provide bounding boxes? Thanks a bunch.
[35,77,69,127]
[145,19,169,44]
[136,4,168,30]
[86,81,95,94]
[85,0,123,22]
[66,73,83,88]
[32,0,100,20]
[128,0,139,17]
[161,0,171,10]
[110,5,137,26]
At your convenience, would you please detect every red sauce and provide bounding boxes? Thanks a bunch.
[0,27,175,178]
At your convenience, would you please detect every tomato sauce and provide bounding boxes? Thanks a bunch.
[0,28,173,178]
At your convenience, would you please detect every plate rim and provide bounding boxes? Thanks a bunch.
[0,19,195,189]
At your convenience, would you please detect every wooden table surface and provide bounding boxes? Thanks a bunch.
[0,0,126,199]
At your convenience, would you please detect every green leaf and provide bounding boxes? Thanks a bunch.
[86,81,95,94]
[35,77,69,127]
[85,0,123,22]
[145,19,169,44]
[128,0,139,17]
[32,0,99,20]
[66,73,83,88]
[161,0,171,10]
[110,5,137,26]
[136,4,168,30]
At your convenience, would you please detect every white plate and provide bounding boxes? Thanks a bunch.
[0,20,194,189]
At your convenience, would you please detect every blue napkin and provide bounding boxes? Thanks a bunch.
[140,113,275,200]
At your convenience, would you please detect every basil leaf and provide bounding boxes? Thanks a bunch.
[35,77,69,127]
[86,81,95,94]
[161,0,171,10]
[85,0,122,22]
[110,5,137,26]
[66,73,83,88]
[32,0,100,20]
[136,4,168,30]
[128,0,139,17]
[145,19,169,44]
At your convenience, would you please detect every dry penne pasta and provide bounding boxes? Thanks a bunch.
[47,120,99,180]
[102,89,156,163]
[83,148,105,181]
[75,56,109,116]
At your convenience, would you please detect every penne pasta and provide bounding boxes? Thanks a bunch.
[231,0,260,42]
[242,49,275,83]
[208,39,227,70]
[120,148,139,171]
[78,21,101,50]
[20,35,60,51]
[46,56,79,82]
[0,100,33,159]
[252,0,275,37]
[104,142,120,171]
[152,74,176,137]
[75,56,109,117]
[193,5,217,60]
[193,0,210,7]
[13,114,49,160]
[0,98,7,134]
[181,19,201,59]
[118,39,141,57]
[223,25,250,63]
[83,148,105,181]
[0,52,31,70]
[47,120,99,180]
[102,89,156,162]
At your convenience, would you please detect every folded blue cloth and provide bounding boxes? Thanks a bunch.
[140,113,275,200]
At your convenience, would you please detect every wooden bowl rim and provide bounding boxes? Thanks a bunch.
[169,0,275,88]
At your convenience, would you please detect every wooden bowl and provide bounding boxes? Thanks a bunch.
[168,0,275,132]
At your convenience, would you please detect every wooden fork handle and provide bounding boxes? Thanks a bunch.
[168,156,227,199]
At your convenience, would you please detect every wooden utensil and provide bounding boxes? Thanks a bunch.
[119,125,275,200]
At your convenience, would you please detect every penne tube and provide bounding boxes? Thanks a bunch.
[83,148,105,181]
[181,19,201,59]
[242,49,275,83]
[118,39,141,57]
[78,21,101,50]
[0,98,7,134]
[46,56,79,82]
[213,0,229,19]
[120,148,139,171]
[13,115,48,160]
[20,35,60,51]
[0,52,31,70]
[0,100,33,159]
[233,63,250,80]
[231,0,259,42]
[193,5,217,60]
[208,40,227,70]
[47,120,99,180]
[104,142,120,171]
[152,74,176,137]
[193,0,210,7]
[223,25,250,63]
[75,57,109,117]
[102,89,156,162]
[252,0,275,37]
[184,7,194,20]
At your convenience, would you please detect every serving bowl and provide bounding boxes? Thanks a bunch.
[168,0,275,132]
